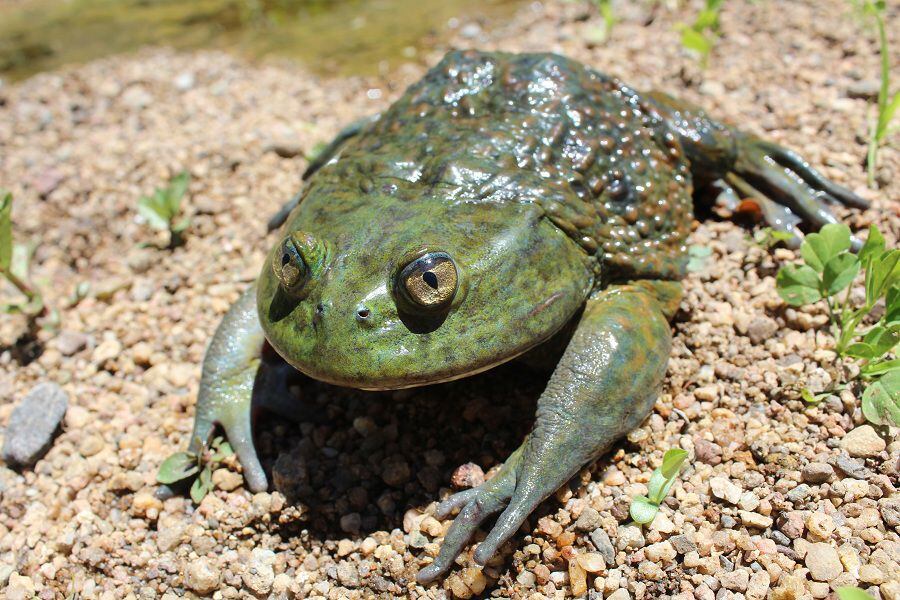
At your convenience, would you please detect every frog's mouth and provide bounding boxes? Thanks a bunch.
[312,336,547,392]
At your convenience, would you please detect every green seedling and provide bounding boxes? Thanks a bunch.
[753,227,796,250]
[838,586,877,600]
[776,223,899,426]
[678,0,725,67]
[594,0,616,40]
[629,448,689,525]
[137,171,191,248]
[157,435,234,503]
[854,0,899,187]
[0,191,48,321]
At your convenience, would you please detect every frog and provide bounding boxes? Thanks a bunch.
[158,50,867,583]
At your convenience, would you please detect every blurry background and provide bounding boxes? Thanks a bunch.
[0,0,523,80]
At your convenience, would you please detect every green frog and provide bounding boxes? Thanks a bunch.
[159,50,866,582]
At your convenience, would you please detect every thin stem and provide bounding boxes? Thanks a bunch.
[867,4,890,187]
[1,268,37,301]
[0,268,48,318]
[824,296,843,349]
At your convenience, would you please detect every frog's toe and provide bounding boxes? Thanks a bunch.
[759,141,869,209]
[220,407,268,492]
[416,467,518,584]
[726,133,869,249]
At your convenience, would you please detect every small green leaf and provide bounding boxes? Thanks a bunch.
[866,249,900,308]
[861,371,900,427]
[858,225,886,266]
[845,342,877,360]
[0,190,11,272]
[215,441,233,459]
[165,171,190,216]
[157,452,199,484]
[190,467,213,504]
[305,141,329,163]
[863,326,898,359]
[776,264,822,306]
[10,242,33,281]
[647,469,667,504]
[801,224,851,272]
[837,586,875,600]
[886,285,900,325]
[660,448,688,479]
[800,388,815,403]
[680,28,712,55]
[629,496,659,525]
[138,196,172,231]
[171,217,191,234]
[861,358,900,377]
[755,228,795,249]
[876,92,900,139]
[822,253,860,295]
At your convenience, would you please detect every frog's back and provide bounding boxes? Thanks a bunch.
[318,50,693,281]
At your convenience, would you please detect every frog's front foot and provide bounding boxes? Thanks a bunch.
[725,133,869,248]
[417,283,676,583]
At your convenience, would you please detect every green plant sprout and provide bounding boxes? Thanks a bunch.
[594,0,616,39]
[137,171,191,248]
[157,435,234,503]
[678,0,725,67]
[776,223,899,426]
[753,227,796,250]
[629,448,689,525]
[838,586,877,600]
[855,0,899,188]
[0,191,49,321]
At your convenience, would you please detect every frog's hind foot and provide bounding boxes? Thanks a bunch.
[724,133,869,248]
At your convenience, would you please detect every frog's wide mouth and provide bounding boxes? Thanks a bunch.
[282,333,550,392]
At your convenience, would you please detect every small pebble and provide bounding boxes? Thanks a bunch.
[2,382,69,467]
[840,425,885,458]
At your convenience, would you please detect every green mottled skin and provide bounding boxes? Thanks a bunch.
[160,50,866,583]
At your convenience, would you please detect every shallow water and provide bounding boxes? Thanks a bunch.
[0,0,522,81]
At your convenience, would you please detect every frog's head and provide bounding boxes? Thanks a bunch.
[257,191,593,390]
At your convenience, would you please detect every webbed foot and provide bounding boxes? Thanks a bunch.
[724,134,868,248]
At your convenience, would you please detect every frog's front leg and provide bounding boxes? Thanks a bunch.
[417,282,676,583]
[157,285,269,497]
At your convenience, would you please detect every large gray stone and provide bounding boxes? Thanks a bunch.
[2,382,68,467]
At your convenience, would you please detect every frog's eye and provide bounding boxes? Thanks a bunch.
[397,252,458,310]
[273,236,309,294]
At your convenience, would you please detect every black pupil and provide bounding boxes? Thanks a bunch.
[281,252,290,267]
[422,271,439,289]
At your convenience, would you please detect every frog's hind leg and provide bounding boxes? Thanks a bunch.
[266,114,380,232]
[417,282,675,583]
[157,286,269,498]
[645,91,868,247]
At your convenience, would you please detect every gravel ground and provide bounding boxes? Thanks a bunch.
[1,0,898,598]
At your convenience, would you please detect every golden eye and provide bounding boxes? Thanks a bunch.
[398,252,458,309]
[273,236,308,293]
